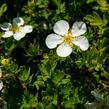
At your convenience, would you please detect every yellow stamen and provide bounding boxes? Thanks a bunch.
[12,27,19,33]
[64,32,74,44]
[10,25,20,33]
[1,59,9,65]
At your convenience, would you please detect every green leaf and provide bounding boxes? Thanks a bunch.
[0,4,7,17]
[51,71,65,86]
[18,67,30,82]
[96,0,108,7]
[34,80,45,90]
[86,0,95,4]
[84,12,102,26]
[96,0,109,12]
[60,79,70,85]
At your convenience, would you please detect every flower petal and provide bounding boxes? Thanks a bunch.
[56,43,72,57]
[53,20,69,36]
[0,69,2,78]
[72,21,87,37]
[45,34,63,49]
[13,17,24,27]
[91,91,103,102]
[85,103,96,109]
[0,80,3,90]
[20,25,33,33]
[0,23,12,31]
[14,32,26,40]
[2,31,13,38]
[72,36,89,51]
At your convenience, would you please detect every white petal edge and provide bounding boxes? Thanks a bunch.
[53,20,69,36]
[45,34,63,49]
[2,31,13,38]
[72,21,87,37]
[0,23,12,31]
[14,32,26,40]
[56,43,72,57]
[91,91,103,102]
[20,25,33,33]
[85,103,96,109]
[72,36,89,51]
[0,80,3,90]
[13,17,24,27]
[0,68,2,78]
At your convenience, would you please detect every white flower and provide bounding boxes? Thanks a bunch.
[0,17,33,40]
[91,91,104,102]
[0,69,3,91]
[86,91,109,109]
[0,68,2,78]
[85,103,96,109]
[0,80,3,90]
[45,20,89,57]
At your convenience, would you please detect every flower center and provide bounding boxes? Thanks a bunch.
[10,25,20,33]
[64,32,74,44]
[12,26,19,33]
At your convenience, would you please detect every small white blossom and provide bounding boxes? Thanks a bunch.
[86,91,109,109]
[0,80,3,91]
[85,102,96,109]
[0,17,33,40]
[0,69,3,91]
[45,20,89,57]
[91,91,104,102]
[0,68,2,78]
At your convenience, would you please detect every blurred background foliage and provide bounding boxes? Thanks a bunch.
[0,0,109,109]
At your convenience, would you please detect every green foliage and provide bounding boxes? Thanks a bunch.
[84,12,108,34]
[0,0,109,109]
[85,12,104,26]
[0,4,7,17]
